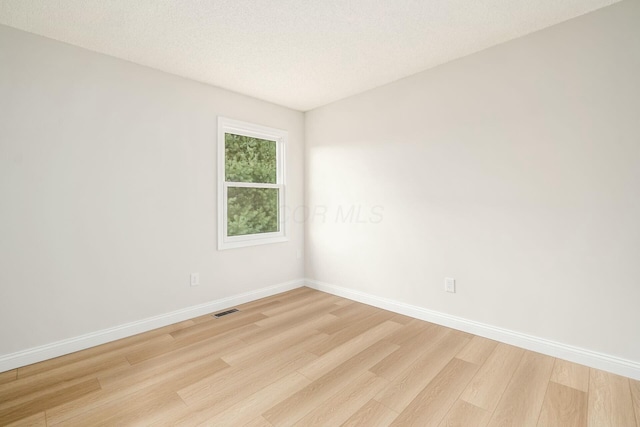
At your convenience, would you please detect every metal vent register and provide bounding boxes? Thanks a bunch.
[213,308,239,318]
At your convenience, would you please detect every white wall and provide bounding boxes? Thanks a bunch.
[306,0,640,364]
[0,25,305,357]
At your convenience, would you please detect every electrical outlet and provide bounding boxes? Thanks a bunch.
[190,273,200,287]
[444,277,456,293]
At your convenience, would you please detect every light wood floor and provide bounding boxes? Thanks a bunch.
[1,287,639,426]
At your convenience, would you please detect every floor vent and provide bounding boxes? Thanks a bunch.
[213,308,239,318]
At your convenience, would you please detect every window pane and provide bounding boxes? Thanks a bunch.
[225,133,277,184]
[227,187,279,236]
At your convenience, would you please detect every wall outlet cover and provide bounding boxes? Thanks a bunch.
[190,273,200,287]
[445,277,456,293]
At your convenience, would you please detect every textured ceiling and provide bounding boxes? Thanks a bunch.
[0,0,621,111]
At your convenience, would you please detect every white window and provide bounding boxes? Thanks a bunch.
[217,117,287,250]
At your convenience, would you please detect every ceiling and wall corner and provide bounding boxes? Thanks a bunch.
[0,0,621,111]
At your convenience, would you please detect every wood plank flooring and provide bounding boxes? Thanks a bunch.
[0,287,638,426]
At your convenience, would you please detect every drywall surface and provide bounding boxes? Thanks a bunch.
[305,1,640,363]
[0,25,304,356]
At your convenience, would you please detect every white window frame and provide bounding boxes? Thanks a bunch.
[217,117,288,250]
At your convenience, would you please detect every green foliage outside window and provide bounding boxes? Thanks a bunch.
[225,134,279,236]
[227,187,279,236]
[225,134,276,183]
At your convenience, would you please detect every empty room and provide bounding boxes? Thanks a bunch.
[1,0,639,425]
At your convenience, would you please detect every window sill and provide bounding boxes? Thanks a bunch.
[218,235,289,250]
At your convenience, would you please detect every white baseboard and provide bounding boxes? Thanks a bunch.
[306,278,640,381]
[0,279,305,373]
